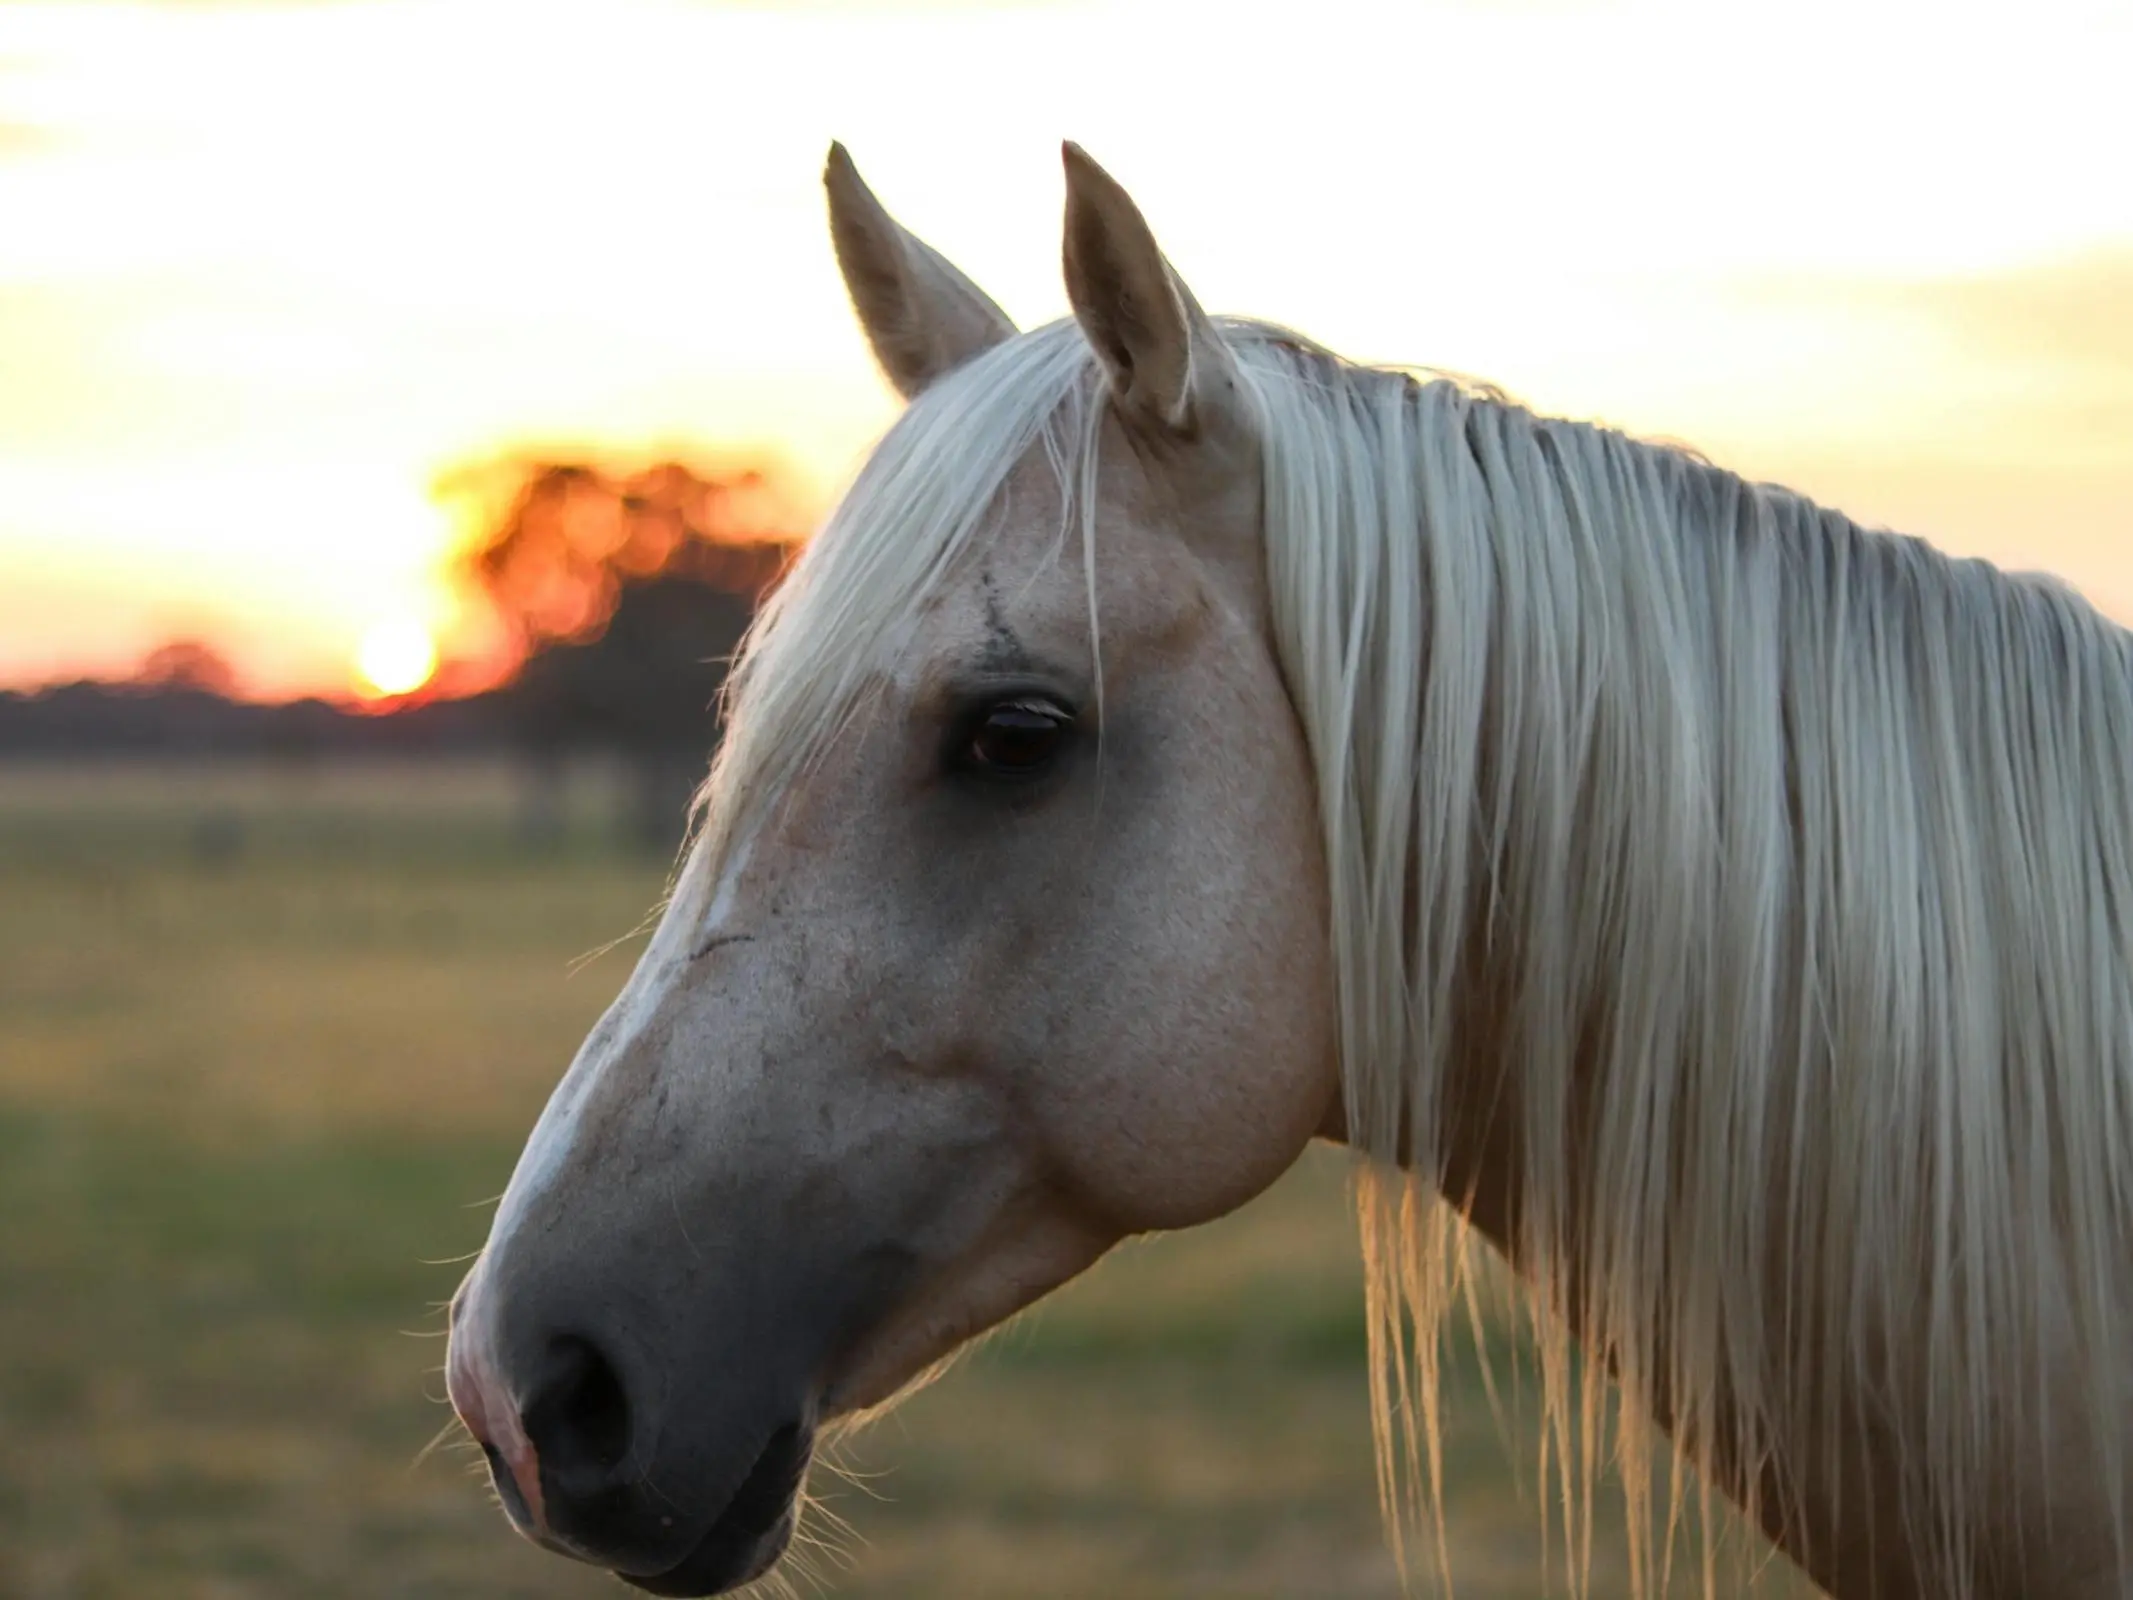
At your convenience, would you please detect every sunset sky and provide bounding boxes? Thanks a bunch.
[2,0,2128,700]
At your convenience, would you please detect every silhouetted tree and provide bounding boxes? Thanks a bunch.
[447,457,801,851]
[134,638,240,698]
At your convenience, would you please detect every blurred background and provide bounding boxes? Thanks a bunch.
[1,0,2126,1595]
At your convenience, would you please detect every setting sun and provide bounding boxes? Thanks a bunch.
[354,616,439,700]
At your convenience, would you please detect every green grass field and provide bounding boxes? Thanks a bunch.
[0,757,1810,1598]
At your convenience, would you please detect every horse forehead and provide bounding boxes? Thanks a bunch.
[920,451,1214,649]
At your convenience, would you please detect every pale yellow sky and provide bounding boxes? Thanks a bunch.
[1,0,2128,698]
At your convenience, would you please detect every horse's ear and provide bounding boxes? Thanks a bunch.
[1060,142,1240,441]
[825,142,1017,399]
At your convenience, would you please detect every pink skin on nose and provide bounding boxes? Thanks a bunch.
[446,1299,548,1536]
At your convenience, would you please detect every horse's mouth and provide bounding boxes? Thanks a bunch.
[620,1423,813,1598]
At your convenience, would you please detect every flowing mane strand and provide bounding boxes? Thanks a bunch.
[695,315,2133,1595]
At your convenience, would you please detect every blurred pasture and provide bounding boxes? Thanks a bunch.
[0,757,1809,1598]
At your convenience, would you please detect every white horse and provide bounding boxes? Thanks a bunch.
[445,144,2133,1599]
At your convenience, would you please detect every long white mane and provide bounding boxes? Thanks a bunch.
[696,316,2133,1595]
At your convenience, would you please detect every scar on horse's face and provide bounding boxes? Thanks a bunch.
[445,144,1340,1596]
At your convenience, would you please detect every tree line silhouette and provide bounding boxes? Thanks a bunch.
[0,456,804,852]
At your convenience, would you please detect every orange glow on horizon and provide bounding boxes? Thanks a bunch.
[1,0,2128,701]
[354,616,440,701]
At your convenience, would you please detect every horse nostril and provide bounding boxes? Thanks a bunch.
[521,1334,633,1488]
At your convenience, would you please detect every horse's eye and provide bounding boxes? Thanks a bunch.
[966,699,1072,777]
